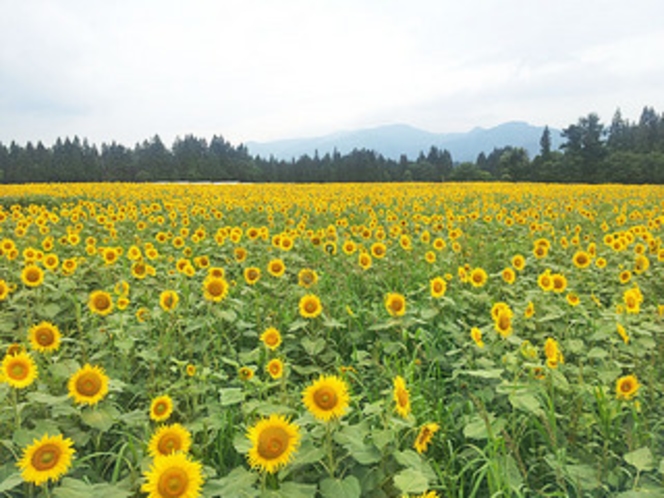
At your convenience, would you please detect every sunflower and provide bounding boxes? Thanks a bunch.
[623,287,642,314]
[0,278,11,300]
[370,242,387,259]
[17,433,75,486]
[185,364,196,377]
[266,358,284,380]
[616,374,640,401]
[243,267,261,285]
[414,422,440,454]
[572,250,592,269]
[202,277,229,302]
[148,423,192,457]
[469,268,488,288]
[88,290,113,316]
[470,327,484,348]
[267,258,286,278]
[358,252,372,270]
[247,414,301,474]
[551,274,567,293]
[511,254,526,271]
[494,309,513,338]
[393,375,411,419]
[2,351,38,389]
[619,270,632,285]
[302,374,350,422]
[617,323,630,345]
[28,321,61,353]
[566,293,580,307]
[21,264,44,288]
[537,270,553,292]
[68,364,109,406]
[150,395,174,422]
[385,292,406,317]
[524,301,535,319]
[297,268,318,288]
[299,294,323,319]
[260,327,282,350]
[238,366,255,381]
[501,267,516,285]
[141,452,204,498]
[430,277,447,298]
[159,290,179,312]
[42,253,59,271]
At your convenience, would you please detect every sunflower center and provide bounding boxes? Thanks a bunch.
[94,295,111,311]
[207,281,223,296]
[247,269,258,280]
[10,362,28,380]
[26,270,40,283]
[36,328,54,346]
[31,444,60,471]
[620,380,634,393]
[158,435,181,455]
[390,299,404,313]
[313,386,338,410]
[257,426,289,460]
[304,300,317,313]
[433,282,443,293]
[154,402,168,414]
[396,389,409,408]
[157,467,189,498]
[76,373,101,397]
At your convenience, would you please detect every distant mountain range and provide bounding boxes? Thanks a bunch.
[247,122,564,163]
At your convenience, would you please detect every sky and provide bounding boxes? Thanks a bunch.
[2,0,664,147]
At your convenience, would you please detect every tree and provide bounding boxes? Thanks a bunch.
[561,113,606,182]
[539,126,551,159]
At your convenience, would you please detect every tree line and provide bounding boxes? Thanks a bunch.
[1,106,664,184]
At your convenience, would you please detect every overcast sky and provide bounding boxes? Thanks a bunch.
[2,0,664,147]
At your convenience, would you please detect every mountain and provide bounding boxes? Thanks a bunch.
[247,122,564,163]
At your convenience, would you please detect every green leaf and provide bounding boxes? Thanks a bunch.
[53,478,131,498]
[463,414,506,440]
[393,468,429,494]
[564,464,601,490]
[320,476,361,498]
[509,392,543,416]
[0,465,22,494]
[301,337,326,356]
[80,405,119,432]
[219,387,245,406]
[457,368,504,379]
[262,481,317,498]
[624,447,654,472]
[393,450,436,480]
[41,302,61,319]
[204,467,259,497]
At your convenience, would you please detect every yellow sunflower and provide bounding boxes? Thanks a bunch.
[267,258,286,278]
[494,308,513,339]
[266,358,284,380]
[159,290,179,312]
[148,423,192,457]
[370,242,387,259]
[511,254,526,271]
[17,433,75,486]
[141,452,204,498]
[413,422,440,454]
[502,267,516,285]
[385,292,406,317]
[469,268,488,288]
[297,268,318,288]
[393,375,411,419]
[572,250,592,269]
[0,278,11,300]
[358,252,372,270]
[150,395,175,422]
[28,321,61,353]
[88,290,113,316]
[260,327,282,350]
[202,276,229,302]
[299,294,323,319]
[617,323,629,344]
[68,364,110,406]
[243,267,261,285]
[551,274,567,293]
[616,374,640,401]
[524,301,535,319]
[302,374,350,422]
[470,327,484,348]
[247,414,301,474]
[2,351,38,389]
[238,366,255,381]
[429,277,447,298]
[21,264,44,288]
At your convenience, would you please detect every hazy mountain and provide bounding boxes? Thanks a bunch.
[247,122,564,163]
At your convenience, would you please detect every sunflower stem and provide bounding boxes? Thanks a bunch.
[324,421,337,478]
[13,388,21,429]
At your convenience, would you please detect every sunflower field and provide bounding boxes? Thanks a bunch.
[1,182,664,498]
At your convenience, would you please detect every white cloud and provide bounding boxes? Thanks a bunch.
[1,0,664,145]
